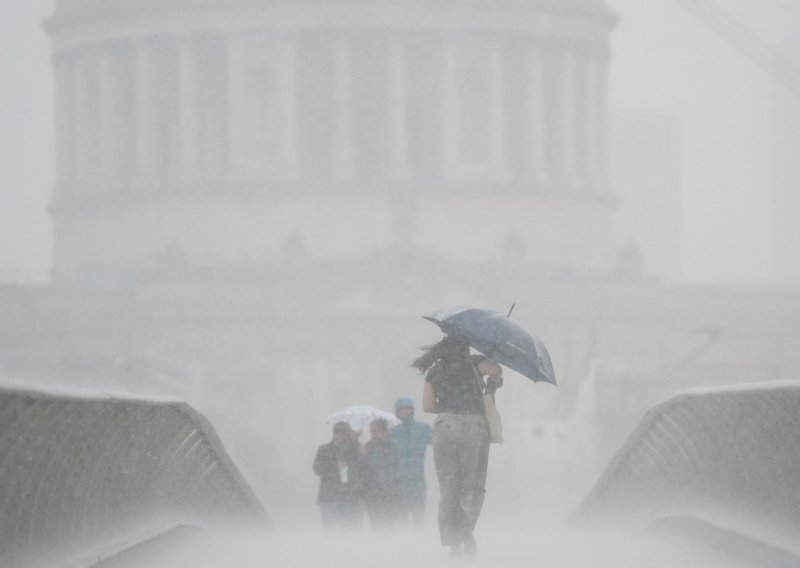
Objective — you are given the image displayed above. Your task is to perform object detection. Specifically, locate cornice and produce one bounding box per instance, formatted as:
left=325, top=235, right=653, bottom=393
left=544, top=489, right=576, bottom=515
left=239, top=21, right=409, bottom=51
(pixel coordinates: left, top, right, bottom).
left=45, top=0, right=616, bottom=49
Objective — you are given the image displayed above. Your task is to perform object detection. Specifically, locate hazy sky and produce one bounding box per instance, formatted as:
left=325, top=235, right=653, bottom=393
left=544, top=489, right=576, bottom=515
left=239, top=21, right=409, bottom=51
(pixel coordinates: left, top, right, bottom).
left=608, top=0, right=800, bottom=282
left=0, top=0, right=53, bottom=283
left=1, top=0, right=798, bottom=283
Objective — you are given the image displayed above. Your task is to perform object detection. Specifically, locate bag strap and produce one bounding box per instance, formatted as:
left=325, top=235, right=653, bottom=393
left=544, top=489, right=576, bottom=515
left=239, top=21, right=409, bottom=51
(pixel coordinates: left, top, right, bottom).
left=469, top=359, right=487, bottom=395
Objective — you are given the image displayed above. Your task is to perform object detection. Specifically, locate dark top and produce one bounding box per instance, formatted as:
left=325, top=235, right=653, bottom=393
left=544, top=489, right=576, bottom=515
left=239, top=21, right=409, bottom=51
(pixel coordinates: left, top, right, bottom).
left=425, top=353, right=485, bottom=414
left=362, top=438, right=400, bottom=504
left=312, top=441, right=364, bottom=504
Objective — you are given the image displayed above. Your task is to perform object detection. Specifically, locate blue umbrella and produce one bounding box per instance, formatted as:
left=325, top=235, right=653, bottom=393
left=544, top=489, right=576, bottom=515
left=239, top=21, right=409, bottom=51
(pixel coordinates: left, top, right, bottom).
left=423, top=305, right=556, bottom=385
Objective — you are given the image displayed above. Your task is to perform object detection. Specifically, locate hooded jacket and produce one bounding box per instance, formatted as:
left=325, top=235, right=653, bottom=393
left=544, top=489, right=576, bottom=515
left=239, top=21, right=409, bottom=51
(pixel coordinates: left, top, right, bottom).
left=390, top=399, right=433, bottom=482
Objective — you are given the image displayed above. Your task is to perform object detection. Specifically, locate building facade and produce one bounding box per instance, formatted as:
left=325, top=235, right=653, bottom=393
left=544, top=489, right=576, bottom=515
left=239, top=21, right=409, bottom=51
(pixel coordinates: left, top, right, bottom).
left=1, top=0, right=793, bottom=519
left=45, top=0, right=617, bottom=284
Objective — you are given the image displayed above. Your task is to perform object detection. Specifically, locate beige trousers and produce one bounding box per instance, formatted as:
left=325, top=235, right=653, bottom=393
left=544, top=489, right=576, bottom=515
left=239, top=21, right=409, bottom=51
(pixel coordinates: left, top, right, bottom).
left=432, top=413, right=490, bottom=546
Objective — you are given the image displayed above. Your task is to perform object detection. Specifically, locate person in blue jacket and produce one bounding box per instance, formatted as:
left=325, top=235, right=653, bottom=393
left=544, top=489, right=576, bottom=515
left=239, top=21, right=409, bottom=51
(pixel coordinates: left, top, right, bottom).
left=390, top=397, right=433, bottom=528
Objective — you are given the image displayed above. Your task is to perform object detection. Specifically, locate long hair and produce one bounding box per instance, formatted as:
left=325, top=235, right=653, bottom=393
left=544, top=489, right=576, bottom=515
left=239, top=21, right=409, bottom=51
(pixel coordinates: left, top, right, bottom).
left=411, top=334, right=470, bottom=374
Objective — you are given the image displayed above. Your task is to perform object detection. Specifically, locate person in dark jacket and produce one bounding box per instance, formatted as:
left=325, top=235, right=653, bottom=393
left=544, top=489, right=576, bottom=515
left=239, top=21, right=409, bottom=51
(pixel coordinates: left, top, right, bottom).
left=313, top=421, right=364, bottom=530
left=390, top=397, right=433, bottom=529
left=362, top=418, right=401, bottom=530
left=413, top=334, right=503, bottom=557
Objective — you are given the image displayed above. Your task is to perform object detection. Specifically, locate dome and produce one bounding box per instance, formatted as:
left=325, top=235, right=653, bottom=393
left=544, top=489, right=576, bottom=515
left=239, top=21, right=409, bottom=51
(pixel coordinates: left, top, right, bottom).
left=46, top=0, right=617, bottom=284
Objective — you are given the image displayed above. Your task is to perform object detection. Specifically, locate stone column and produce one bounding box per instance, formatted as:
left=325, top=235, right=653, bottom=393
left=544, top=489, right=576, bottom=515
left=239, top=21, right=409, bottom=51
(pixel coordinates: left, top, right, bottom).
left=489, top=44, right=508, bottom=182
left=584, top=51, right=601, bottom=193
left=442, top=38, right=457, bottom=179
left=228, top=37, right=297, bottom=180
left=99, top=49, right=116, bottom=180
left=72, top=52, right=107, bottom=185
left=204, top=35, right=230, bottom=181
left=559, top=48, right=577, bottom=189
left=388, top=40, right=410, bottom=180
left=54, top=54, right=76, bottom=187
left=279, top=42, right=299, bottom=180
left=227, top=37, right=244, bottom=181
left=178, top=38, right=198, bottom=181
left=530, top=44, right=548, bottom=188
left=135, top=40, right=157, bottom=182
left=443, top=40, right=507, bottom=182
left=333, top=39, right=355, bottom=181
left=70, top=54, right=87, bottom=183
left=595, top=51, right=610, bottom=194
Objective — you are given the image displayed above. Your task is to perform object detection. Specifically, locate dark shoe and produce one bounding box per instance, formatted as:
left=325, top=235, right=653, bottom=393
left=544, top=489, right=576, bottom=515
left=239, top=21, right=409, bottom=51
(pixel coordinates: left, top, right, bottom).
left=462, top=531, right=477, bottom=556
left=449, top=544, right=462, bottom=558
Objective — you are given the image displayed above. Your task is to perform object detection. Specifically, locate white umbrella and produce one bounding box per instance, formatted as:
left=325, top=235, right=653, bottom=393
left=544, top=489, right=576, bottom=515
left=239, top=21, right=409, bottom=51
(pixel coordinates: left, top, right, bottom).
left=326, top=405, right=400, bottom=432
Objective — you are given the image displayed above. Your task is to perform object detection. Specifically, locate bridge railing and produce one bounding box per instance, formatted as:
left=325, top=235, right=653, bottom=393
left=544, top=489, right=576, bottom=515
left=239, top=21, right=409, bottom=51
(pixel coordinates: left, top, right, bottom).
left=0, top=382, right=266, bottom=567
left=574, top=379, right=800, bottom=536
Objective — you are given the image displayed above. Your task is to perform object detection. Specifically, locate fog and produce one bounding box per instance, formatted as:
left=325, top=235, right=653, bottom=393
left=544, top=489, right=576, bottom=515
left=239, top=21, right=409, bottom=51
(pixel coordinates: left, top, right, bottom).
left=151, top=525, right=744, bottom=568
left=609, top=0, right=800, bottom=282
left=3, top=1, right=800, bottom=282
left=1, top=1, right=800, bottom=565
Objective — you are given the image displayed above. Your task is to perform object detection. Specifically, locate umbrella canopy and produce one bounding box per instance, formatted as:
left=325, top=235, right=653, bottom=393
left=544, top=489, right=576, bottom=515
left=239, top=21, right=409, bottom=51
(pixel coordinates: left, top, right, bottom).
left=423, top=306, right=556, bottom=385
left=326, top=405, right=401, bottom=432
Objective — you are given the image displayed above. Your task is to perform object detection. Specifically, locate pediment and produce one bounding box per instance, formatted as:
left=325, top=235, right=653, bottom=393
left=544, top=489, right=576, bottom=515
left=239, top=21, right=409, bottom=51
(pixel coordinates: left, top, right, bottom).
left=280, top=246, right=510, bottom=319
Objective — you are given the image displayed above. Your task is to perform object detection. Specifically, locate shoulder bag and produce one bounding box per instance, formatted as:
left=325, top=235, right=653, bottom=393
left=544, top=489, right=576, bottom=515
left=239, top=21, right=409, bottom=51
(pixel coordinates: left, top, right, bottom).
left=472, top=362, right=504, bottom=444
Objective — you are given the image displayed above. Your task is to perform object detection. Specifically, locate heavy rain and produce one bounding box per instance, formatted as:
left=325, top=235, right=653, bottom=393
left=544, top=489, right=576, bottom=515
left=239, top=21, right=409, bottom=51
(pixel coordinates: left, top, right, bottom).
left=1, top=1, right=800, bottom=566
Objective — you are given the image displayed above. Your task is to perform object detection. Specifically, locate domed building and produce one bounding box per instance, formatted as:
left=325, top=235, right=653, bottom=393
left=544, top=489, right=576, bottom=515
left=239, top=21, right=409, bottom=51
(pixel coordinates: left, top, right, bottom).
left=23, top=0, right=800, bottom=517
left=45, top=0, right=617, bottom=284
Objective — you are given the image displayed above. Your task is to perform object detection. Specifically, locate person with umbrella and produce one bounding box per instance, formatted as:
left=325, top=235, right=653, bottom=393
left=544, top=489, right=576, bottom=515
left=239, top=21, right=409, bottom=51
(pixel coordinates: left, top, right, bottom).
left=416, top=305, right=556, bottom=556
left=312, top=421, right=365, bottom=531
left=412, top=334, right=503, bottom=557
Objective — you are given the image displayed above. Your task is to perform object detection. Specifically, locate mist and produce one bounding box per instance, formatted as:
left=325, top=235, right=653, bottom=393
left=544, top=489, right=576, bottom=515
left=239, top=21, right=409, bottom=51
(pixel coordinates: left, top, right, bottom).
left=1, top=0, right=800, bottom=566
left=4, top=1, right=800, bottom=283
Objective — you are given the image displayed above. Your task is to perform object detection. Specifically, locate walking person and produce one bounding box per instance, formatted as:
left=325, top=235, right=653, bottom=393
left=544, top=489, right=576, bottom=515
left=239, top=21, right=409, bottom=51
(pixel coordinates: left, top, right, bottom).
left=313, top=421, right=365, bottom=531
left=390, top=397, right=433, bottom=529
left=362, top=418, right=401, bottom=529
left=412, top=334, right=503, bottom=557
